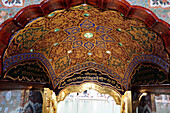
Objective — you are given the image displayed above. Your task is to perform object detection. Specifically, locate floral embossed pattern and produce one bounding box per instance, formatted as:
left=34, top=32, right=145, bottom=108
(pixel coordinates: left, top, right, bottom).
left=3, top=5, right=169, bottom=89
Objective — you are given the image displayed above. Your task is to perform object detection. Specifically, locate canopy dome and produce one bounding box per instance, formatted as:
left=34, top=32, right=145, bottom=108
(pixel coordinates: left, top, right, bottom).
left=3, top=4, right=169, bottom=91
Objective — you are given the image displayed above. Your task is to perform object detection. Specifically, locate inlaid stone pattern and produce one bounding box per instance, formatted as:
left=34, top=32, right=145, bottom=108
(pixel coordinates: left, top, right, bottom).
left=3, top=4, right=169, bottom=89
left=84, top=33, right=93, bottom=38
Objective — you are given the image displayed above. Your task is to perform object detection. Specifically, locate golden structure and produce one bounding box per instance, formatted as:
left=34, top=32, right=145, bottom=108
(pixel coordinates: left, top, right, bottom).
left=42, top=83, right=133, bottom=113
left=0, top=2, right=169, bottom=113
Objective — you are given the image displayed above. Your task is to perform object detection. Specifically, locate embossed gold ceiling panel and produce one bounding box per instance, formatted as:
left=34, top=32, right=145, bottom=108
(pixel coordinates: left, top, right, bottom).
left=3, top=5, right=169, bottom=89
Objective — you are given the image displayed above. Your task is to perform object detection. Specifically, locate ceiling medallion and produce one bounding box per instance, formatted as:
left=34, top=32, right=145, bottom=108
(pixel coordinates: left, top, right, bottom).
left=88, top=52, right=92, bottom=55
left=84, top=33, right=93, bottom=38
left=83, top=13, right=89, bottom=17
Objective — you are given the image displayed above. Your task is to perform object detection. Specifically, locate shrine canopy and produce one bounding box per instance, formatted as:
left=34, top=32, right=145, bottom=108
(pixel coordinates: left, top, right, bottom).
left=0, top=0, right=169, bottom=95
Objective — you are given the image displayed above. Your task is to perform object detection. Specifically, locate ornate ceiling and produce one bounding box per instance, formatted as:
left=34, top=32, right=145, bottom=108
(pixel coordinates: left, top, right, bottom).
left=2, top=4, right=169, bottom=91
left=0, top=0, right=169, bottom=96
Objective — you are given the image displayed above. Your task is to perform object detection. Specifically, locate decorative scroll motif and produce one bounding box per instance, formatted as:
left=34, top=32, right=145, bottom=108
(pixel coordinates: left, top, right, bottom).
left=96, top=26, right=112, bottom=33
left=72, top=40, right=83, bottom=48
left=3, top=5, right=169, bottom=90
left=130, top=63, right=169, bottom=87
left=84, top=41, right=94, bottom=50
left=126, top=26, right=156, bottom=52
left=16, top=27, right=49, bottom=51
left=80, top=19, right=95, bottom=29
left=4, top=61, right=50, bottom=83
left=149, top=0, right=170, bottom=8
left=54, top=62, right=122, bottom=87
left=64, top=27, right=80, bottom=35
left=63, top=36, right=78, bottom=42
left=96, top=40, right=106, bottom=49
left=54, top=56, right=70, bottom=73
left=108, top=56, right=125, bottom=69
left=56, top=69, right=125, bottom=95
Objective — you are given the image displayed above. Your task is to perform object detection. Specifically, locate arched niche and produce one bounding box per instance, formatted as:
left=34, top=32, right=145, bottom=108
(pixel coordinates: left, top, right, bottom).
left=2, top=59, right=51, bottom=84
left=56, top=82, right=121, bottom=105
left=129, top=62, right=169, bottom=88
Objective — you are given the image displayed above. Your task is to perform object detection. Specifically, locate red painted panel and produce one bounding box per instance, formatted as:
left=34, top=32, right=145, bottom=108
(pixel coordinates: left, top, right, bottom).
left=106, top=0, right=130, bottom=16
left=0, top=19, right=22, bottom=45
left=14, top=5, right=44, bottom=27
left=65, top=0, right=84, bottom=8
left=40, top=0, right=65, bottom=14
left=128, top=6, right=158, bottom=28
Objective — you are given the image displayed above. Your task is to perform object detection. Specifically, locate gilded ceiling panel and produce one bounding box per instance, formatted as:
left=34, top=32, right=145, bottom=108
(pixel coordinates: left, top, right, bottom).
left=3, top=5, right=169, bottom=89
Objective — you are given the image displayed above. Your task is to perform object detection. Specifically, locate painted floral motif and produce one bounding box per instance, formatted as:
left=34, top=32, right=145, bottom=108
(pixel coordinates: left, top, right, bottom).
left=4, top=4, right=169, bottom=88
